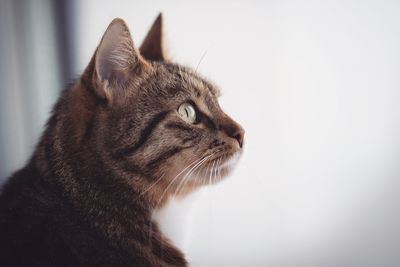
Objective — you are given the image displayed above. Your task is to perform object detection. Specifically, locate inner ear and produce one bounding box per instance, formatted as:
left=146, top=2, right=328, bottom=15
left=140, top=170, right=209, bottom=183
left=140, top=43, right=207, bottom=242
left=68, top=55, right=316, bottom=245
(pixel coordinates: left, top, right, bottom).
left=92, top=18, right=148, bottom=102
left=95, top=19, right=138, bottom=84
left=140, top=13, right=165, bottom=62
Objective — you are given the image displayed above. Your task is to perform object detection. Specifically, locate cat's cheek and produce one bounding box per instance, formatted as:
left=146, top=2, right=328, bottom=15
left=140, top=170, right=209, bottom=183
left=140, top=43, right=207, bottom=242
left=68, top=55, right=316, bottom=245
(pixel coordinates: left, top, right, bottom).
left=220, top=152, right=241, bottom=171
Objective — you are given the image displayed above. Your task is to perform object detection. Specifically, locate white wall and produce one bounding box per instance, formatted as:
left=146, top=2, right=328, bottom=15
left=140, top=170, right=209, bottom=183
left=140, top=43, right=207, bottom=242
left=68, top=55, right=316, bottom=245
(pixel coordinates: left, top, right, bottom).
left=73, top=1, right=400, bottom=266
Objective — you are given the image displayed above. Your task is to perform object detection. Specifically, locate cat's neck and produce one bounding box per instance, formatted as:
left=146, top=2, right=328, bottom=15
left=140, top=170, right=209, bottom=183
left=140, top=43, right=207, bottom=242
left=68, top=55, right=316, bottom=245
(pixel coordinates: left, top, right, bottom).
left=31, top=92, right=189, bottom=264
left=32, top=135, right=188, bottom=265
left=152, top=191, right=201, bottom=253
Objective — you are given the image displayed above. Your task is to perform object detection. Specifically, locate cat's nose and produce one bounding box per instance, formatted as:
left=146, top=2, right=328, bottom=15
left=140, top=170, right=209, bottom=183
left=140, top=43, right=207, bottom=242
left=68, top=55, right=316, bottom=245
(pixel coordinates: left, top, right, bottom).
left=221, top=118, right=245, bottom=148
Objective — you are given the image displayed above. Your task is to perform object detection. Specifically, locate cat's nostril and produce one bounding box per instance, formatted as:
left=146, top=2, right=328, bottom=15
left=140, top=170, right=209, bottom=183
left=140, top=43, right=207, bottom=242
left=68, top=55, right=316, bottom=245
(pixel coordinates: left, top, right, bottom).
left=232, top=127, right=245, bottom=148
left=224, top=123, right=245, bottom=148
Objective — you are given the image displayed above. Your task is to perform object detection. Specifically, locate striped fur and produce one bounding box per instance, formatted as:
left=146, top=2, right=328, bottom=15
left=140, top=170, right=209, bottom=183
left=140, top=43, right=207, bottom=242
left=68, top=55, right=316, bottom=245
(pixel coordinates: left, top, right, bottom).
left=0, top=14, right=244, bottom=266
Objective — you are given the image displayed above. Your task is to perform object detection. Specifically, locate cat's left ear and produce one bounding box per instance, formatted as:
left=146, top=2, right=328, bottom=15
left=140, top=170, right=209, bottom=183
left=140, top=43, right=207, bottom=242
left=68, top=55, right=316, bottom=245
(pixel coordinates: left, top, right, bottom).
left=140, top=13, right=166, bottom=62
left=93, top=18, right=149, bottom=101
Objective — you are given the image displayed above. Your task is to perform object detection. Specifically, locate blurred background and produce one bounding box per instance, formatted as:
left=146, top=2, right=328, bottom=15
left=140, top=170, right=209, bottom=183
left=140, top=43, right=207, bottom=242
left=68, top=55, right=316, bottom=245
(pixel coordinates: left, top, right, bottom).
left=1, top=0, right=400, bottom=266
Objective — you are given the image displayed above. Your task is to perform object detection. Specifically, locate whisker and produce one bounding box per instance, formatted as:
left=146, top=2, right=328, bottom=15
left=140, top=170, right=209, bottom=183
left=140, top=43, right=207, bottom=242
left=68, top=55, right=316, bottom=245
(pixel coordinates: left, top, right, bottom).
left=156, top=151, right=216, bottom=207
left=207, top=163, right=212, bottom=186
left=216, top=157, right=222, bottom=182
left=212, top=158, right=217, bottom=185
left=173, top=156, right=206, bottom=196
left=209, top=160, right=216, bottom=185
left=174, top=152, right=215, bottom=196
left=195, top=50, right=208, bottom=72
left=135, top=172, right=166, bottom=201
left=155, top=156, right=205, bottom=207
left=148, top=150, right=220, bottom=244
left=177, top=155, right=209, bottom=195
left=178, top=65, right=187, bottom=84
left=148, top=157, right=205, bottom=247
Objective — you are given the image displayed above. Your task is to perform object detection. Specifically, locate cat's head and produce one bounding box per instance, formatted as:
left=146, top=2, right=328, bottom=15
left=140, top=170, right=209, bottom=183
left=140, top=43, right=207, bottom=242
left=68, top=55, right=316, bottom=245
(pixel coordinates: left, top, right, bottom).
left=77, top=15, right=244, bottom=206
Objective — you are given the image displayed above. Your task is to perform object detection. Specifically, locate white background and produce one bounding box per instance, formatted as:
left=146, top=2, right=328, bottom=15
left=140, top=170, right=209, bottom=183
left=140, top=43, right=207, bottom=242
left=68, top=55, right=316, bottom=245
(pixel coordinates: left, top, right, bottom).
left=73, top=1, right=400, bottom=266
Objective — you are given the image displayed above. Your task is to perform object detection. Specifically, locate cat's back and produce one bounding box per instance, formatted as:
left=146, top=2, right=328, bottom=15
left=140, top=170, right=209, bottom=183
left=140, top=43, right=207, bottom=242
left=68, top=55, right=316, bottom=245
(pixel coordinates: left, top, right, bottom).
left=0, top=164, right=126, bottom=267
left=0, top=163, right=75, bottom=266
left=0, top=164, right=175, bottom=267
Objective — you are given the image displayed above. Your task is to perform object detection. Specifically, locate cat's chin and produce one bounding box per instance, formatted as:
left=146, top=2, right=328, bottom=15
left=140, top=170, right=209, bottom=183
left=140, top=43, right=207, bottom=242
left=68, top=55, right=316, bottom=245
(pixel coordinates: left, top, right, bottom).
left=171, top=151, right=242, bottom=198
left=219, top=152, right=241, bottom=171
left=197, top=151, right=242, bottom=186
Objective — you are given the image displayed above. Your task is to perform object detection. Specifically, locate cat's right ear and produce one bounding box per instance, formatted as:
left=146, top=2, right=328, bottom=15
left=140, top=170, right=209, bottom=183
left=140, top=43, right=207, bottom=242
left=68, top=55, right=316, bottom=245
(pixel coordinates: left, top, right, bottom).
left=92, top=18, right=149, bottom=102
left=140, top=13, right=166, bottom=62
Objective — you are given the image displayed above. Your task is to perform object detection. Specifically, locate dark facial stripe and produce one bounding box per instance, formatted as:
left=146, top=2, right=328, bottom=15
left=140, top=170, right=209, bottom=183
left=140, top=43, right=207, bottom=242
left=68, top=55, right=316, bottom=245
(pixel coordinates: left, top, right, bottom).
left=114, top=111, right=169, bottom=158
left=164, top=121, right=199, bottom=144
left=182, top=136, right=197, bottom=145
left=145, top=146, right=191, bottom=170
left=165, top=122, right=193, bottom=132
left=199, top=112, right=216, bottom=130
left=185, top=100, right=217, bottom=130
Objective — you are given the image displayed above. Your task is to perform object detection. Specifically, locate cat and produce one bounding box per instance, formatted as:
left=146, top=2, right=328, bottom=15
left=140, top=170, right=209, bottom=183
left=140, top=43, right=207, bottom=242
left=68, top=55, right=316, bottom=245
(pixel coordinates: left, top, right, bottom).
left=0, top=13, right=244, bottom=267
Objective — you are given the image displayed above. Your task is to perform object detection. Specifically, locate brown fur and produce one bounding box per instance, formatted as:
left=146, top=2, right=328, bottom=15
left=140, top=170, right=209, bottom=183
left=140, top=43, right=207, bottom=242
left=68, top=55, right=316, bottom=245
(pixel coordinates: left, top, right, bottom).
left=0, top=14, right=244, bottom=266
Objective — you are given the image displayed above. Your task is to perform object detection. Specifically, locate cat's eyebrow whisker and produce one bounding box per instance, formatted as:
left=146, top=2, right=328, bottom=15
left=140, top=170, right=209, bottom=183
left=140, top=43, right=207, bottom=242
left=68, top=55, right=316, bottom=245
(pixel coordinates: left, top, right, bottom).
left=195, top=50, right=208, bottom=73
left=178, top=65, right=187, bottom=85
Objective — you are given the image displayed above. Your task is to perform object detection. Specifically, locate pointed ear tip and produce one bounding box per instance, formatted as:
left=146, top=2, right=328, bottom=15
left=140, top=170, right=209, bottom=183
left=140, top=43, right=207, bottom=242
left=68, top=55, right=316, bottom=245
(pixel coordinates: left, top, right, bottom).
left=109, top=18, right=129, bottom=29
left=111, top=17, right=126, bottom=24
left=156, top=13, right=163, bottom=22
left=103, top=18, right=132, bottom=38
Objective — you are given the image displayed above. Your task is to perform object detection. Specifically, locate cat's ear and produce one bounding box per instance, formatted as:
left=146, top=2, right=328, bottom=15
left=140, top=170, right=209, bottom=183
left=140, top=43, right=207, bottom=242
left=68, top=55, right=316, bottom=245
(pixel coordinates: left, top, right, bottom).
left=140, top=13, right=166, bottom=62
left=93, top=18, right=148, bottom=100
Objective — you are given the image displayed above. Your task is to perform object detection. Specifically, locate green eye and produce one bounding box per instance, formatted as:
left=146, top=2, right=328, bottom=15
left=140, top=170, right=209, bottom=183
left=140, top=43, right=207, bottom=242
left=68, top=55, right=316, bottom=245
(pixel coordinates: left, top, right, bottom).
left=178, top=103, right=196, bottom=124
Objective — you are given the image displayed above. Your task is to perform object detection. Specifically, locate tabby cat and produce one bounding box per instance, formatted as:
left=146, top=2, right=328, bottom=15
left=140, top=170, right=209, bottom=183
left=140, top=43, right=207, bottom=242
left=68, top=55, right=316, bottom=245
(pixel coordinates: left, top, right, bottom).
left=0, top=14, right=244, bottom=267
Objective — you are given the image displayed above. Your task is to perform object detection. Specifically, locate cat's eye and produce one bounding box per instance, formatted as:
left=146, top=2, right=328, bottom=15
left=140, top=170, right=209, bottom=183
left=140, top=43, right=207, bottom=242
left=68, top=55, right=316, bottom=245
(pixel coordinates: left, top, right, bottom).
left=178, top=103, right=196, bottom=124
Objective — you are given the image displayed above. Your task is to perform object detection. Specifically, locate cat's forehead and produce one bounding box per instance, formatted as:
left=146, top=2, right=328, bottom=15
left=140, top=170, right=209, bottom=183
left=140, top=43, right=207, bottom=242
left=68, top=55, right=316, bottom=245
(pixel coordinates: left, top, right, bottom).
left=159, top=63, right=220, bottom=98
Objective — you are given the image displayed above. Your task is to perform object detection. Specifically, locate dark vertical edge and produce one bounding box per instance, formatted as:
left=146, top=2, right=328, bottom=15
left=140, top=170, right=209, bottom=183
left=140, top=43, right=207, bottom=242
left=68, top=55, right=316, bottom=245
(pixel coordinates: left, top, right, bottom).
left=51, top=0, right=76, bottom=87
